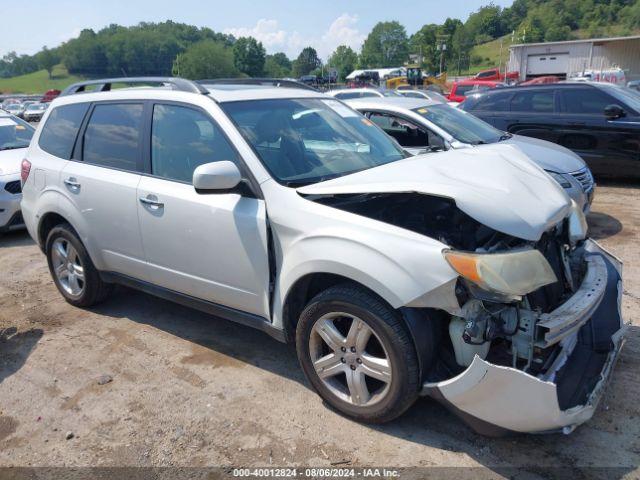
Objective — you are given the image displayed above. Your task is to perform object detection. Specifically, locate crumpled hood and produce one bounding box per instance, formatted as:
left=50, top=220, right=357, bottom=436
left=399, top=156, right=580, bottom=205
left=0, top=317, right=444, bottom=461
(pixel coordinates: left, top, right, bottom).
left=0, top=147, right=27, bottom=176
left=501, top=135, right=586, bottom=173
left=298, top=144, right=571, bottom=242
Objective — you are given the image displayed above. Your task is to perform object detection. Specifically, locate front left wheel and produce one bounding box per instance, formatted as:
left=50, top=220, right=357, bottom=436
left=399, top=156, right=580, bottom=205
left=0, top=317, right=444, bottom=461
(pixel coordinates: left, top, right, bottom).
left=296, top=284, right=421, bottom=423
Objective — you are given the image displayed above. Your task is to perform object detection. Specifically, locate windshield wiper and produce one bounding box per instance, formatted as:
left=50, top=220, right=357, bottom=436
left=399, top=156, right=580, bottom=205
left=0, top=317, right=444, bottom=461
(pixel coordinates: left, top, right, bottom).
left=498, top=133, right=512, bottom=141
left=0, top=145, right=28, bottom=151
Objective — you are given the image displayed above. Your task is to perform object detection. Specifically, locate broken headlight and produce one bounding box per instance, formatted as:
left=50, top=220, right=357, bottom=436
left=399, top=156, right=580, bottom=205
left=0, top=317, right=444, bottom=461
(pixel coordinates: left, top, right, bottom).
left=443, top=248, right=558, bottom=296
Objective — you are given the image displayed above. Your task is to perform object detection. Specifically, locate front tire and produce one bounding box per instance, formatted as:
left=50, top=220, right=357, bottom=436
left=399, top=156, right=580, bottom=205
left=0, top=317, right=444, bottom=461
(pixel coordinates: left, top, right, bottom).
left=45, top=223, right=112, bottom=307
left=296, top=284, right=420, bottom=423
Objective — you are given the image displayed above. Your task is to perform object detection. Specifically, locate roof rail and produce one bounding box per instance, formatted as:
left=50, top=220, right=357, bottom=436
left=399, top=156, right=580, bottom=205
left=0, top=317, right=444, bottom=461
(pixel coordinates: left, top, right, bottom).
left=60, top=77, right=209, bottom=97
left=198, top=78, right=318, bottom=91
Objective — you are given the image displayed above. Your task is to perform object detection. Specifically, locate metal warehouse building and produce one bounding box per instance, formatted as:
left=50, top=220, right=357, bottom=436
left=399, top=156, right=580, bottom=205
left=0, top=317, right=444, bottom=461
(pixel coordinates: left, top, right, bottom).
left=508, top=35, right=640, bottom=81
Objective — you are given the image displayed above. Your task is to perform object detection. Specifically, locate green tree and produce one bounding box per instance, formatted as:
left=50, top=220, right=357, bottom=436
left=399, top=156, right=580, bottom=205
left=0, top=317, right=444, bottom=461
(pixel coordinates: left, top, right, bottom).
left=233, top=37, right=266, bottom=77
left=359, top=21, right=409, bottom=68
left=292, top=47, right=321, bottom=77
left=173, top=40, right=239, bottom=79
left=264, top=52, right=291, bottom=77
left=327, top=45, right=358, bottom=81
left=36, top=46, right=59, bottom=79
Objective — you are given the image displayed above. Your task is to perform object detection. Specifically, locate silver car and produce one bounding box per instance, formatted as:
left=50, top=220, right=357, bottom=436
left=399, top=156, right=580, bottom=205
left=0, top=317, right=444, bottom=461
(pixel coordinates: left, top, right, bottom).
left=346, top=97, right=595, bottom=212
left=20, top=77, right=624, bottom=435
left=0, top=113, right=34, bottom=232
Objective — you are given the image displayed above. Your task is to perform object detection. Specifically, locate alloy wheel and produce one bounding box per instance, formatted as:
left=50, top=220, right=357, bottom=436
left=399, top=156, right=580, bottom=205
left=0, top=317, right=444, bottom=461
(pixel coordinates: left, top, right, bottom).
left=51, top=238, right=85, bottom=297
left=309, top=312, right=392, bottom=407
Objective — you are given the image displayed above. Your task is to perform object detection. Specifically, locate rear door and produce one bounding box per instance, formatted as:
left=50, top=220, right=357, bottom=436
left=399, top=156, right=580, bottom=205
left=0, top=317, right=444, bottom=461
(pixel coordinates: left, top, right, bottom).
left=505, top=88, right=560, bottom=143
left=61, top=101, right=149, bottom=280
left=136, top=102, right=271, bottom=318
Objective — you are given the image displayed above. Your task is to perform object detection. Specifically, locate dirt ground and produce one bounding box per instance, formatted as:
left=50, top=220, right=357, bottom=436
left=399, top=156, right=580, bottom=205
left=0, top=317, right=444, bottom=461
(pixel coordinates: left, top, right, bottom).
left=0, top=184, right=638, bottom=478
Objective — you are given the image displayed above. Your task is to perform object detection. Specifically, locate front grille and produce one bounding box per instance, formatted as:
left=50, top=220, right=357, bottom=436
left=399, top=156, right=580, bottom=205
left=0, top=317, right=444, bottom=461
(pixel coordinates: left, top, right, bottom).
left=4, top=180, right=21, bottom=195
left=7, top=211, right=23, bottom=227
left=570, top=167, right=594, bottom=193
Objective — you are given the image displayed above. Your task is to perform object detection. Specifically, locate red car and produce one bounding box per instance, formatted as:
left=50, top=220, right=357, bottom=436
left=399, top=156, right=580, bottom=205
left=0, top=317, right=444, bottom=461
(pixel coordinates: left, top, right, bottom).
left=41, top=89, right=61, bottom=103
left=447, top=80, right=503, bottom=103
left=474, top=68, right=520, bottom=82
left=519, top=76, right=560, bottom=85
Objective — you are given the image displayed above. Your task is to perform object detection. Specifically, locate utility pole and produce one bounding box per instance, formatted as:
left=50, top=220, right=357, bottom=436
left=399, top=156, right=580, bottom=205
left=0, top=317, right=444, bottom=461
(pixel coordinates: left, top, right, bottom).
left=436, top=34, right=449, bottom=76
left=498, top=37, right=503, bottom=72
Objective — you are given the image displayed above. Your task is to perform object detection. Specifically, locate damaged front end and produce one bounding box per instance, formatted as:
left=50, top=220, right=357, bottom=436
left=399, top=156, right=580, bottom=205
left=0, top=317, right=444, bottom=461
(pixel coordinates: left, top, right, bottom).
left=423, top=238, right=625, bottom=435
left=301, top=183, right=624, bottom=435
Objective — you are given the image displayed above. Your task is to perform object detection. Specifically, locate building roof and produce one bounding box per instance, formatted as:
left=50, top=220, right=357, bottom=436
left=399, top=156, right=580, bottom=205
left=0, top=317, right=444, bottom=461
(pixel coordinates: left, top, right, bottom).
left=510, top=34, right=640, bottom=49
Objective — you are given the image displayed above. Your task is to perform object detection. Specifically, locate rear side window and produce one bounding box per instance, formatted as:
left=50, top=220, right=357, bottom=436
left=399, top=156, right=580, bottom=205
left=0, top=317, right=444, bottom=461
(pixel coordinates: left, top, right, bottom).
left=510, top=90, right=555, bottom=113
left=151, top=104, right=239, bottom=183
left=39, top=103, right=89, bottom=159
left=334, top=92, right=361, bottom=100
left=82, top=103, right=143, bottom=171
left=561, top=88, right=612, bottom=114
left=471, top=92, right=511, bottom=111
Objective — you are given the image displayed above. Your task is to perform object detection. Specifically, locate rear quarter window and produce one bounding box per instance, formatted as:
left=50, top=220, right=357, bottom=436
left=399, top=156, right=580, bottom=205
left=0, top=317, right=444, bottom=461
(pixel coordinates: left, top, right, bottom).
left=38, top=103, right=90, bottom=159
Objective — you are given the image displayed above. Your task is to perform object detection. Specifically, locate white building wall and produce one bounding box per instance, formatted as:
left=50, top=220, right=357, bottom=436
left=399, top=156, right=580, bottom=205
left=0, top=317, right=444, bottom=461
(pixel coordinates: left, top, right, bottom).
left=508, top=37, right=640, bottom=81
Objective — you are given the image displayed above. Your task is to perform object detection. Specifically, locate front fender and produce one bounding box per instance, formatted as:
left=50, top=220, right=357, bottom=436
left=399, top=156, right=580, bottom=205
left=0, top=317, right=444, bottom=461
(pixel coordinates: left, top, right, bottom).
left=271, top=230, right=458, bottom=329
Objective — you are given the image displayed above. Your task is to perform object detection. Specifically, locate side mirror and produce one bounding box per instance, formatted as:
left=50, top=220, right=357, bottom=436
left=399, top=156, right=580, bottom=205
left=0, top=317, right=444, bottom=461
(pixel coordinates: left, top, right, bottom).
left=193, top=161, right=242, bottom=192
left=604, top=104, right=625, bottom=120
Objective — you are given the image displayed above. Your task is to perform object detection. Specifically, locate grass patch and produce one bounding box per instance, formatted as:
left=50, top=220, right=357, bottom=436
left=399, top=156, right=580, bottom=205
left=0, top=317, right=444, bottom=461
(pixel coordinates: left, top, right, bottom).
left=0, top=65, right=85, bottom=94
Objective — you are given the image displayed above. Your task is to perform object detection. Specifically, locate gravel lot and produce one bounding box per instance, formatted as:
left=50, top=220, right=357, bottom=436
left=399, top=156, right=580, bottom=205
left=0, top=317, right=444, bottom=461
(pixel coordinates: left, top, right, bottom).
left=0, top=184, right=638, bottom=478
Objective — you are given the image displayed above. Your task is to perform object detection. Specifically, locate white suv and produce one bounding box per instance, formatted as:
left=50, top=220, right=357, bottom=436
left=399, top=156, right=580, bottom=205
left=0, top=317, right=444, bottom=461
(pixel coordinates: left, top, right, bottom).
left=21, top=78, right=625, bottom=435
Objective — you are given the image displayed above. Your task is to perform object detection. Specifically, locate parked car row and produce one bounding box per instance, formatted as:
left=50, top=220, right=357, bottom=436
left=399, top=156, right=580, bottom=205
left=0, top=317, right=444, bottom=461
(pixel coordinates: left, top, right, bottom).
left=13, top=77, right=624, bottom=437
left=1, top=99, right=50, bottom=122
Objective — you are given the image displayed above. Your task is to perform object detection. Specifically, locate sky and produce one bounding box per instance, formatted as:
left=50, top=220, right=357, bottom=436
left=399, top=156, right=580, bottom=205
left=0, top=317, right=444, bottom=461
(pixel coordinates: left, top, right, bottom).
left=1, top=0, right=514, bottom=61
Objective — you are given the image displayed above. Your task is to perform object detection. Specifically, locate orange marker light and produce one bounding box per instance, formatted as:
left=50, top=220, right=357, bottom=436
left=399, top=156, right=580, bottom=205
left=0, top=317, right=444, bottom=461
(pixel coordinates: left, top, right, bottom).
left=444, top=252, right=481, bottom=283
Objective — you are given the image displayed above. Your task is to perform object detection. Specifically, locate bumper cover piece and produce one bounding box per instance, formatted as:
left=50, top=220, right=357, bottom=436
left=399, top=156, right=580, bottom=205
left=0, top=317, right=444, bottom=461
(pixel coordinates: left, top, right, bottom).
left=422, top=240, right=625, bottom=435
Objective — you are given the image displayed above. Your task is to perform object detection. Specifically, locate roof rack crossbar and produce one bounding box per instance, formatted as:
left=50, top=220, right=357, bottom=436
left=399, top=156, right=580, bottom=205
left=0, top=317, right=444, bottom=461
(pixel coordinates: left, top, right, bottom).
left=60, top=77, right=209, bottom=97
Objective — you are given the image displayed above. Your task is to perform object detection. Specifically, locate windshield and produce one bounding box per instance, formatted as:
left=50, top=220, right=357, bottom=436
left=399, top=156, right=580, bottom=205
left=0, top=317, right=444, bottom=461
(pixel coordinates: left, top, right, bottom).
left=0, top=116, right=34, bottom=150
left=381, top=90, right=403, bottom=97
left=27, top=104, right=43, bottom=111
left=604, top=84, right=640, bottom=113
left=223, top=98, right=407, bottom=186
left=412, top=104, right=505, bottom=145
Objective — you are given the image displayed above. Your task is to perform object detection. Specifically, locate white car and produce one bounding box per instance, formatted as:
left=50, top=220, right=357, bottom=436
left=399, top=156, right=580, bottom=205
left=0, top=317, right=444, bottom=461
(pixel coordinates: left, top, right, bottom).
left=395, top=88, right=449, bottom=104
left=326, top=88, right=402, bottom=100
left=21, top=77, right=624, bottom=435
left=23, top=102, right=49, bottom=122
left=0, top=113, right=34, bottom=233
left=345, top=96, right=595, bottom=212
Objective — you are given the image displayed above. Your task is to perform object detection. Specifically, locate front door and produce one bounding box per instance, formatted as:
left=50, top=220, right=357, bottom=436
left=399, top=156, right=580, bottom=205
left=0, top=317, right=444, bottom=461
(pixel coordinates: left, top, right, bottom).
left=137, top=103, right=271, bottom=318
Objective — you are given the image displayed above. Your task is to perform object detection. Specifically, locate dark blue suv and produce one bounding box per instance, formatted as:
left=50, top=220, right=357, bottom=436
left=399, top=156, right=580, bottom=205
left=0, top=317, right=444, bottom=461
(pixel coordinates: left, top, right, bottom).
left=461, top=82, right=640, bottom=180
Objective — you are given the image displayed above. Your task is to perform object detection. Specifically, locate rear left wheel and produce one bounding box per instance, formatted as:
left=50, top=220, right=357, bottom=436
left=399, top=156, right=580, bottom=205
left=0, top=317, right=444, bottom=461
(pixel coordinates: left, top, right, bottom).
left=46, top=223, right=112, bottom=307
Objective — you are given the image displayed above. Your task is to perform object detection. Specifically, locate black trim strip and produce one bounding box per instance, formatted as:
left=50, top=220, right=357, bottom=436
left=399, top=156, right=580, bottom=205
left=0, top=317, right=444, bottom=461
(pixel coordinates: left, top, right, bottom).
left=99, top=271, right=286, bottom=343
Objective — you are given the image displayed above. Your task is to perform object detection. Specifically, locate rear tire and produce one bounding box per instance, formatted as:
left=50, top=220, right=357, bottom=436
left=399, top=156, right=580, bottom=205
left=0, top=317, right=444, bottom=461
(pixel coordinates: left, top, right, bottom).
left=45, top=223, right=112, bottom=307
left=296, top=284, right=420, bottom=423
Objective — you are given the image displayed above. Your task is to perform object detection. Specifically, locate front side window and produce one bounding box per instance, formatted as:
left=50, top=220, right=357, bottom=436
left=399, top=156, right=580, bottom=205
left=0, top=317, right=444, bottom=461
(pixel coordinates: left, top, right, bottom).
left=83, top=103, right=143, bottom=170
left=334, top=91, right=361, bottom=100
left=151, top=104, right=239, bottom=183
left=39, top=103, right=89, bottom=159
left=510, top=90, right=555, bottom=113
left=368, top=112, right=431, bottom=148
left=472, top=92, right=511, bottom=111
left=412, top=104, right=504, bottom=145
left=223, top=98, right=406, bottom=186
left=0, top=116, right=34, bottom=151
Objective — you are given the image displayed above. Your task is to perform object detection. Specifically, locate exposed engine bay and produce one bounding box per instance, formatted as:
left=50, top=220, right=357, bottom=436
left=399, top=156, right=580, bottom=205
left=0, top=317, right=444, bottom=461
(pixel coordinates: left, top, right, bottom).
left=306, top=191, right=624, bottom=433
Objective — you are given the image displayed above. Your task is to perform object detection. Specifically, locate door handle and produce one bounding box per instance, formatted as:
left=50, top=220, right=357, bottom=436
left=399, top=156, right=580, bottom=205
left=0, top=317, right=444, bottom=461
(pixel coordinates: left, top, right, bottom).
left=64, top=177, right=81, bottom=189
left=139, top=195, right=164, bottom=209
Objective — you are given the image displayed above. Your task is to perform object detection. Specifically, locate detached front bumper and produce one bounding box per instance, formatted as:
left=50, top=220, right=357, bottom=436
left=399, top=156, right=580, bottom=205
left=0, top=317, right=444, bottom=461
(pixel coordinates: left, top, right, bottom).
left=422, top=240, right=625, bottom=435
